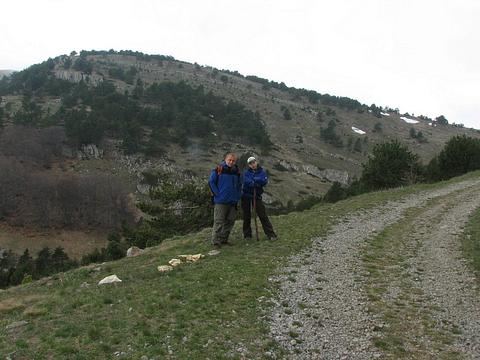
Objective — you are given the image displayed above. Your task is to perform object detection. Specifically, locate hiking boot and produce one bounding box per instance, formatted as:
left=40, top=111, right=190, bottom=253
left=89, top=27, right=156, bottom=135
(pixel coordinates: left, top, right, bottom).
left=268, top=235, right=278, bottom=241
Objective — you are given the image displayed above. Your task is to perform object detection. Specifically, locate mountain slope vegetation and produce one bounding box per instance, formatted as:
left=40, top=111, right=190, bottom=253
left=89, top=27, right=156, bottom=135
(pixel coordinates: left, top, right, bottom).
left=0, top=49, right=480, bottom=258
left=1, top=50, right=479, bottom=206
left=0, top=171, right=479, bottom=359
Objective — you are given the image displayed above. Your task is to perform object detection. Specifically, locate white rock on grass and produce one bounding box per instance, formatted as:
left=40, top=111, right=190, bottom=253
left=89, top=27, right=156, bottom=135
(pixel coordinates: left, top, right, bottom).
left=178, top=254, right=204, bottom=262
left=126, top=246, right=144, bottom=257
left=157, top=265, right=174, bottom=272
left=168, top=259, right=182, bottom=267
left=5, top=320, right=28, bottom=331
left=208, top=249, right=221, bottom=256
left=98, top=275, right=122, bottom=285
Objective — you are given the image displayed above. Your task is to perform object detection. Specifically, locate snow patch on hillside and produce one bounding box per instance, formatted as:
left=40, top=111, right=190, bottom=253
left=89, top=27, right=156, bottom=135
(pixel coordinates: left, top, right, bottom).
left=352, top=126, right=366, bottom=135
left=401, top=116, right=419, bottom=124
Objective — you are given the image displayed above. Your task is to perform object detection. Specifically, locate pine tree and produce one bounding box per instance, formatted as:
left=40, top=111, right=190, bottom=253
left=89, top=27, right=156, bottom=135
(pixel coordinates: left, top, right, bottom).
left=35, top=247, right=51, bottom=277
left=11, top=249, right=34, bottom=285
left=361, top=140, right=422, bottom=190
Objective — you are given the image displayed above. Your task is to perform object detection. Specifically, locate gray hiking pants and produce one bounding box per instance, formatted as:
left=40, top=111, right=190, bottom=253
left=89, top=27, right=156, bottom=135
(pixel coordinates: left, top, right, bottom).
left=212, top=203, right=237, bottom=245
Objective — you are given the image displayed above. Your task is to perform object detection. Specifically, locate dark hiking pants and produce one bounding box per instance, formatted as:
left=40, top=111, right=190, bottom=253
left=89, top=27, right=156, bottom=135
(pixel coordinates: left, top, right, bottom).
left=212, top=204, right=237, bottom=245
left=241, top=196, right=276, bottom=239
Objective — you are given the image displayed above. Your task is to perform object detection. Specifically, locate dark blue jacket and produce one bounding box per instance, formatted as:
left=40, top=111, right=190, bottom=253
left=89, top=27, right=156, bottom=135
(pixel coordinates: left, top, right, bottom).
left=242, top=166, right=268, bottom=199
left=209, top=162, right=242, bottom=205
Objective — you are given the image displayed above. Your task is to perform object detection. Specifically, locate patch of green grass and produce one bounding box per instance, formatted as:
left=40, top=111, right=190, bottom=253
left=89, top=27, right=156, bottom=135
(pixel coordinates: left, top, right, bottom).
left=15, top=339, right=29, bottom=349
left=0, top=171, right=478, bottom=358
left=461, top=207, right=480, bottom=281
left=288, top=330, right=300, bottom=338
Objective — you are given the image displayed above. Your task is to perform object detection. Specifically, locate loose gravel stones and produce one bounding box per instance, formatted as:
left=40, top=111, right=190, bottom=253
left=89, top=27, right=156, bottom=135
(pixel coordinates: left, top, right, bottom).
left=269, top=179, right=480, bottom=359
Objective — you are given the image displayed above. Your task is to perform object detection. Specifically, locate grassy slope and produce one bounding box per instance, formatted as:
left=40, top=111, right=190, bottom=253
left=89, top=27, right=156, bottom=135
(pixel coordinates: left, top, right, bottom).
left=461, top=205, right=480, bottom=281
left=6, top=55, right=480, bottom=200
left=1, top=172, right=480, bottom=359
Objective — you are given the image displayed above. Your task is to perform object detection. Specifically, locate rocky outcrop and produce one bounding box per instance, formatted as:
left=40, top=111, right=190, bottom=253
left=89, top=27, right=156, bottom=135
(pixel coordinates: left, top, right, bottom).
left=77, top=144, right=103, bottom=159
left=136, top=183, right=151, bottom=195
left=126, top=246, right=144, bottom=257
left=276, top=160, right=350, bottom=185
left=279, top=160, right=300, bottom=172
left=54, top=70, right=103, bottom=85
left=302, top=165, right=349, bottom=185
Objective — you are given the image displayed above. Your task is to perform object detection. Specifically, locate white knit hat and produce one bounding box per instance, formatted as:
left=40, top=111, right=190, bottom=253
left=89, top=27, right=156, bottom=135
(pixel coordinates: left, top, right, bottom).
left=247, top=156, right=256, bottom=164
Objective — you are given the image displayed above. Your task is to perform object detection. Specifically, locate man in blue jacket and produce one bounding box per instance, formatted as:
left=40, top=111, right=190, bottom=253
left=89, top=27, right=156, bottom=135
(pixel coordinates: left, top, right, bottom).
left=209, top=153, right=242, bottom=246
left=241, top=156, right=277, bottom=240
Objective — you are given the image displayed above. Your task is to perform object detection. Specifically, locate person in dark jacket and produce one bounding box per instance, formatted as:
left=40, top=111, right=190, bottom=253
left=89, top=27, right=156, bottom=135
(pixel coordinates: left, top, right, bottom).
left=241, top=156, right=277, bottom=240
left=209, top=153, right=242, bottom=246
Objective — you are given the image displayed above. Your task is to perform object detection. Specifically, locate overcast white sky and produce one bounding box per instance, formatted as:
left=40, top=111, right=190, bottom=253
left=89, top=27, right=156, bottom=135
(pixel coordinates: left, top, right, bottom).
left=1, top=0, right=479, bottom=128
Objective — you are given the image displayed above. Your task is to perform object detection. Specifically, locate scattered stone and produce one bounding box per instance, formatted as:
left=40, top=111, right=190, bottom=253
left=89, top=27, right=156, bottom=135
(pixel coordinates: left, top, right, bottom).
left=98, top=275, right=122, bottom=285
left=178, top=254, right=204, bottom=262
left=78, top=143, right=103, bottom=159
left=203, top=339, right=213, bottom=348
left=6, top=321, right=28, bottom=331
left=126, top=246, right=144, bottom=257
left=168, top=259, right=182, bottom=267
left=208, top=249, right=221, bottom=256
left=157, top=265, right=173, bottom=273
left=269, top=178, right=480, bottom=359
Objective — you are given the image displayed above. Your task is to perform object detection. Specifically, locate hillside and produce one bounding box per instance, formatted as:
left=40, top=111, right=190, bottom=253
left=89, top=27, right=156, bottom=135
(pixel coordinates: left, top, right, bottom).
left=1, top=50, right=480, bottom=258
left=1, top=171, right=479, bottom=359
left=1, top=50, right=479, bottom=207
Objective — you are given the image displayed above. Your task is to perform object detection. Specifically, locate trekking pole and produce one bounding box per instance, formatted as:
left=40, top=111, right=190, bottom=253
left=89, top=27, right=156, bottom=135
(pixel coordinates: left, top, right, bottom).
left=253, top=187, right=259, bottom=241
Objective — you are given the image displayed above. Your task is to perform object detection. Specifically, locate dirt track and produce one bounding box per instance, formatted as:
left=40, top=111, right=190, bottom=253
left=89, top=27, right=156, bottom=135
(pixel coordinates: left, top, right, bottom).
left=269, top=178, right=480, bottom=359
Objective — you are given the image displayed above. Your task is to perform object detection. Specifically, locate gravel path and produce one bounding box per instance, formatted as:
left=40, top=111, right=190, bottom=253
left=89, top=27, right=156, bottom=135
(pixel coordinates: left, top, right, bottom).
left=414, top=186, right=480, bottom=357
left=269, top=178, right=480, bottom=359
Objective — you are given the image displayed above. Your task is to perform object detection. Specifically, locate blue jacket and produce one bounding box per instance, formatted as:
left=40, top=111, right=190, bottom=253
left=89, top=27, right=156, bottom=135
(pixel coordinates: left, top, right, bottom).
left=209, top=162, right=242, bottom=205
left=242, top=166, right=268, bottom=199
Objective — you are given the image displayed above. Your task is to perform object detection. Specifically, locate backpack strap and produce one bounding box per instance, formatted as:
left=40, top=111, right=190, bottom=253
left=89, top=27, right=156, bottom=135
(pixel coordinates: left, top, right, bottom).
left=209, top=164, right=223, bottom=198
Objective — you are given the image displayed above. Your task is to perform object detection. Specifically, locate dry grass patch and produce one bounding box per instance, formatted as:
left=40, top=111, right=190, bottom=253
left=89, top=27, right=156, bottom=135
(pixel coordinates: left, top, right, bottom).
left=0, top=223, right=107, bottom=259
left=23, top=306, right=48, bottom=317
left=0, top=298, right=25, bottom=313
left=0, top=294, right=46, bottom=314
